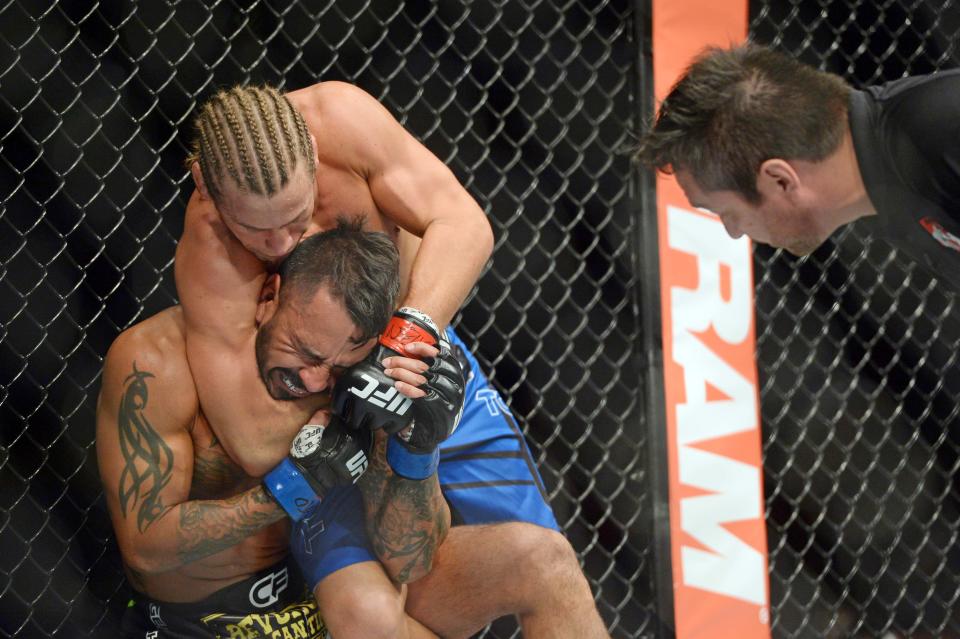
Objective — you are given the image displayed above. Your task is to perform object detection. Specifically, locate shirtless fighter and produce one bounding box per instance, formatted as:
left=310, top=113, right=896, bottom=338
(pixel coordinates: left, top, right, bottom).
left=103, top=223, right=608, bottom=638
left=99, top=225, right=454, bottom=638
left=174, top=83, right=608, bottom=636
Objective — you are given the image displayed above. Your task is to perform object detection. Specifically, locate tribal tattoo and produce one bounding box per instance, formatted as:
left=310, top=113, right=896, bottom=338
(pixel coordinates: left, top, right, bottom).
left=360, top=435, right=449, bottom=583
left=117, top=362, right=174, bottom=533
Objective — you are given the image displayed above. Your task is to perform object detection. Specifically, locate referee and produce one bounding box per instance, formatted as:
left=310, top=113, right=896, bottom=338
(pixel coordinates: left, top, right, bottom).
left=637, top=43, right=960, bottom=291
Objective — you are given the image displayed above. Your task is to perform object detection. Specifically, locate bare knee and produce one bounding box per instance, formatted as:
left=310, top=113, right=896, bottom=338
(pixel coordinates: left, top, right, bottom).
left=515, top=525, right=580, bottom=576
left=476, top=522, right=588, bottom=614
left=315, top=579, right=406, bottom=638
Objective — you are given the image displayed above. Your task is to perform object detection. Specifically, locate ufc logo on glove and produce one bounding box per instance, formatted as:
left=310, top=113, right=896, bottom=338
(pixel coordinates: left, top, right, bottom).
left=346, top=450, right=368, bottom=481
left=347, top=373, right=412, bottom=415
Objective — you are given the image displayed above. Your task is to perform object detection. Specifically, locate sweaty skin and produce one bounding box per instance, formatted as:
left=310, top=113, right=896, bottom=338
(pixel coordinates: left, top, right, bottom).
left=176, top=82, right=493, bottom=477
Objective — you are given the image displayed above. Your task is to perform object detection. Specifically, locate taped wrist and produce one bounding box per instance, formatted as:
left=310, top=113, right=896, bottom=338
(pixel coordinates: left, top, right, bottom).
left=386, top=436, right=440, bottom=480
left=379, top=307, right=440, bottom=354
left=263, top=458, right=319, bottom=521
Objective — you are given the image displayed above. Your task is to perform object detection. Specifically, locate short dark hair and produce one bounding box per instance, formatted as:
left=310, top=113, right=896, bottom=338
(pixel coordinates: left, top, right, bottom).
left=279, top=217, right=400, bottom=341
left=635, top=43, right=851, bottom=202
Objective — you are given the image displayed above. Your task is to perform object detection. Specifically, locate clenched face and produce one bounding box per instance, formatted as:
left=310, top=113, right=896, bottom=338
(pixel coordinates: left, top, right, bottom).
left=255, top=285, right=375, bottom=400
left=675, top=169, right=828, bottom=256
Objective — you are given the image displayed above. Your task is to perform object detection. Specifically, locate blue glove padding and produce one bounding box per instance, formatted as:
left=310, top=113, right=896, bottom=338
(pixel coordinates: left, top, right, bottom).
left=263, top=420, right=370, bottom=521
left=263, top=457, right=318, bottom=522
left=386, top=436, right=441, bottom=480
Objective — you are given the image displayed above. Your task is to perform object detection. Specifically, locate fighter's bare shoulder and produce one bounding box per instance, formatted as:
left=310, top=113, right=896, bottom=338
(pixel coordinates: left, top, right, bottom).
left=181, top=190, right=242, bottom=261
left=101, top=307, right=199, bottom=430
left=287, top=81, right=400, bottom=169
left=286, top=80, right=383, bottom=120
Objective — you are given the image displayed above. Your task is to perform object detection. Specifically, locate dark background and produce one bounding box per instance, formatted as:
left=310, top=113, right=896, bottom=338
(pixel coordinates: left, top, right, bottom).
left=750, top=1, right=960, bottom=636
left=0, top=1, right=651, bottom=637
left=0, top=0, right=958, bottom=637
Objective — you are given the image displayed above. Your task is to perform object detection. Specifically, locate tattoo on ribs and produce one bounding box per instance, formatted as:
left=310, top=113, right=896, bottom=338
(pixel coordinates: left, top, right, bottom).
left=190, top=443, right=247, bottom=499
left=117, top=362, right=174, bottom=533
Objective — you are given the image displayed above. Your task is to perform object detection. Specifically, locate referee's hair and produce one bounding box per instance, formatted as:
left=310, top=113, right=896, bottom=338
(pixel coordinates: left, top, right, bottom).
left=635, top=43, right=850, bottom=203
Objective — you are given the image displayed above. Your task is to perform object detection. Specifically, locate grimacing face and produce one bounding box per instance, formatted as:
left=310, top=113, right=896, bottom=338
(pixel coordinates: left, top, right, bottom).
left=217, top=165, right=317, bottom=262
left=255, top=286, right=375, bottom=400
left=675, top=169, right=828, bottom=256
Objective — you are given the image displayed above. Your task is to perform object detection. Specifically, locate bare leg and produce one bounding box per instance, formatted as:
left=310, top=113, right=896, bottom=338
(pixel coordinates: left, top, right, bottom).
left=405, top=522, right=609, bottom=639
left=313, top=561, right=438, bottom=639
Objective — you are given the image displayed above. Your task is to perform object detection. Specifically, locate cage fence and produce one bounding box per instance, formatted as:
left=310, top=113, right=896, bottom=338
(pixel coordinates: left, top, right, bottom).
left=750, top=0, right=960, bottom=635
left=0, top=1, right=653, bottom=637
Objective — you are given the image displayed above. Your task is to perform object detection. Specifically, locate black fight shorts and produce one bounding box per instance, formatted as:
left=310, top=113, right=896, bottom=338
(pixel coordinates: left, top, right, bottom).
left=121, top=557, right=328, bottom=638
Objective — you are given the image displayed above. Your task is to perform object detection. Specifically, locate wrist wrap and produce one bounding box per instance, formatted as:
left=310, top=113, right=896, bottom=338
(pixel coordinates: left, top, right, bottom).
left=379, top=307, right=439, bottom=354
left=386, top=436, right=440, bottom=480
left=263, top=458, right=319, bottom=521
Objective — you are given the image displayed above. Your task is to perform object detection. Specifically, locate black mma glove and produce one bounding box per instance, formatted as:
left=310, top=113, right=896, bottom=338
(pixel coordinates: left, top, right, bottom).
left=331, top=345, right=412, bottom=436
left=333, top=307, right=466, bottom=479
left=263, top=417, right=371, bottom=521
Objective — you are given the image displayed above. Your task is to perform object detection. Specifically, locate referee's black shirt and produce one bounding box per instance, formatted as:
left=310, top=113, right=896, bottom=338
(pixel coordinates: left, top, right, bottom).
left=848, top=69, right=960, bottom=291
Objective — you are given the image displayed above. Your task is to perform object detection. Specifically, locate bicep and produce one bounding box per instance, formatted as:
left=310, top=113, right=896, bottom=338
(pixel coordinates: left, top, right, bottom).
left=96, top=351, right=194, bottom=550
left=334, top=88, right=485, bottom=235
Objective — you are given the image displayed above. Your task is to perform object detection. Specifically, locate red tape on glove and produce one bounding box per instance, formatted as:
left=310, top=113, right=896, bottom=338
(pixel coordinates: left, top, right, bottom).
left=379, top=315, right=438, bottom=354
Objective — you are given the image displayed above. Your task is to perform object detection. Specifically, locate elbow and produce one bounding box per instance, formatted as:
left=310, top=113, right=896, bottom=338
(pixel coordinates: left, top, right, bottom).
left=372, top=542, right=435, bottom=584
left=241, top=456, right=279, bottom=480
left=476, top=215, right=494, bottom=262
left=220, top=442, right=288, bottom=479
left=397, top=568, right=428, bottom=585
left=385, top=515, right=450, bottom=585
left=123, top=547, right=170, bottom=577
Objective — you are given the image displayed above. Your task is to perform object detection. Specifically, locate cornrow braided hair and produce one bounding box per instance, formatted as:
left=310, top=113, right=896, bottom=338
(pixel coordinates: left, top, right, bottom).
left=187, top=85, right=316, bottom=203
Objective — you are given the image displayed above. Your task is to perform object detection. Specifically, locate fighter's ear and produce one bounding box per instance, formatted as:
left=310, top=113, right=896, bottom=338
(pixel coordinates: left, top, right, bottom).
left=191, top=161, right=211, bottom=200
left=256, top=273, right=282, bottom=325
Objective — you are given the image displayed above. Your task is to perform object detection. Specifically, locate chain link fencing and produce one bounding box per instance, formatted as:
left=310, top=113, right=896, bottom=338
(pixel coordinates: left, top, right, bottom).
left=0, top=1, right=655, bottom=636
left=750, top=1, right=960, bottom=636
left=7, top=1, right=955, bottom=638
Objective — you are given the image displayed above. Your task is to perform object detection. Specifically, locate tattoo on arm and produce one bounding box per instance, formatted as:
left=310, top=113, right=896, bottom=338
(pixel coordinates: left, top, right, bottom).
left=113, top=364, right=285, bottom=566
left=360, top=436, right=449, bottom=582
left=176, top=487, right=284, bottom=565
left=117, top=362, right=174, bottom=533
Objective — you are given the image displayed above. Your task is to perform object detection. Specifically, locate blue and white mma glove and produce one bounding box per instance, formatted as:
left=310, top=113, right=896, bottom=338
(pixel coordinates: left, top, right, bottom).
left=263, top=417, right=371, bottom=521
left=333, top=308, right=466, bottom=480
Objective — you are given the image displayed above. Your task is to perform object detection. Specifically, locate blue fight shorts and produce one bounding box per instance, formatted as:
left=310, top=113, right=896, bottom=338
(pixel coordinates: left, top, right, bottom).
left=291, top=328, right=558, bottom=588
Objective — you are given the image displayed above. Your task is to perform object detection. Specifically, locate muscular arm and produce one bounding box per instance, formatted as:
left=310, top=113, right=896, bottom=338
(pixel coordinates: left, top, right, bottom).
left=175, top=194, right=321, bottom=476
left=291, top=83, right=494, bottom=328
left=95, top=328, right=286, bottom=576
left=358, top=430, right=451, bottom=584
